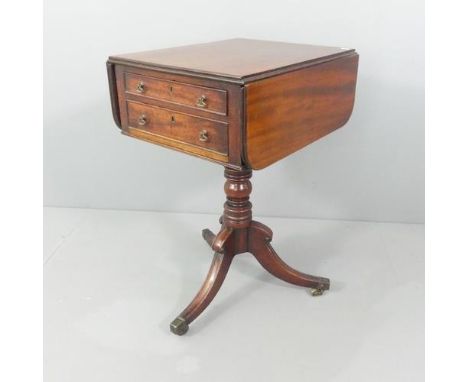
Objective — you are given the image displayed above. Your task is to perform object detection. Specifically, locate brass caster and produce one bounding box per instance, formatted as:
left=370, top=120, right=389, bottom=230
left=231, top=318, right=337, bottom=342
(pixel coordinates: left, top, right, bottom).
left=310, top=288, right=324, bottom=297
left=170, top=316, right=189, bottom=335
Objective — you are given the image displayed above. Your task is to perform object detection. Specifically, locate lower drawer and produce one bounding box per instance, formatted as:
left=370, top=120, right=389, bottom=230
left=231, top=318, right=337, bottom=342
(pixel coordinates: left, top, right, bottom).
left=126, top=101, right=228, bottom=155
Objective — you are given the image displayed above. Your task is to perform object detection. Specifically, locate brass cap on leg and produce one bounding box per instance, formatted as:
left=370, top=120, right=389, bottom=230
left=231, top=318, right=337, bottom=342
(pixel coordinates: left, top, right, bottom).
left=310, top=288, right=324, bottom=296
left=170, top=316, right=189, bottom=335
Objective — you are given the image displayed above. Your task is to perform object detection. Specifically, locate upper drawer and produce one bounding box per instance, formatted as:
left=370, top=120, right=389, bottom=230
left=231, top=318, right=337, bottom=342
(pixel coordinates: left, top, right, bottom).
left=124, top=72, right=227, bottom=116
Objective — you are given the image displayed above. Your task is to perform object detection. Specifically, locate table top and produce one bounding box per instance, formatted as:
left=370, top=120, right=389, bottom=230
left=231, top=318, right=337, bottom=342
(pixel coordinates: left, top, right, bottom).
left=109, top=38, right=354, bottom=81
left=107, top=39, right=358, bottom=170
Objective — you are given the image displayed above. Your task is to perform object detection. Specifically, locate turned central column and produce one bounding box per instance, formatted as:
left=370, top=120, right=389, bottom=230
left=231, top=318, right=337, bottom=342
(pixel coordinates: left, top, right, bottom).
left=222, top=168, right=253, bottom=229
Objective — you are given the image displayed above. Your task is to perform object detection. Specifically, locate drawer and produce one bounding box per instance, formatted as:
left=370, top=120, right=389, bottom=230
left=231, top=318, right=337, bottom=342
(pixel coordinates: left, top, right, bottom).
left=125, top=72, right=227, bottom=115
left=127, top=101, right=228, bottom=155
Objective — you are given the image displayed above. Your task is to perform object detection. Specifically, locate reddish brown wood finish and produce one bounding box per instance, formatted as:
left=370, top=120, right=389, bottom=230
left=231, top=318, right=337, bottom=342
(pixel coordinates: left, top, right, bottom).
left=110, top=64, right=243, bottom=168
left=127, top=101, right=228, bottom=155
left=107, top=39, right=358, bottom=169
left=106, top=39, right=358, bottom=335
left=125, top=72, right=227, bottom=115
left=170, top=168, right=330, bottom=335
left=106, top=61, right=121, bottom=128
left=249, top=221, right=330, bottom=288
left=173, top=251, right=233, bottom=332
left=110, top=38, right=354, bottom=82
left=244, top=53, right=359, bottom=169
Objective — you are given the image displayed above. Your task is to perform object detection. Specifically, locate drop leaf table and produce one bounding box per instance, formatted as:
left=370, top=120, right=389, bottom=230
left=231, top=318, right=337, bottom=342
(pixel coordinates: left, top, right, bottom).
left=107, top=39, right=359, bottom=335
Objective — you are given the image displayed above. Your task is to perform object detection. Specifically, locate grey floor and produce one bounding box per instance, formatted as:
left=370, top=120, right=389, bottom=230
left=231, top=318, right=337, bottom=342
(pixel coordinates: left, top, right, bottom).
left=44, top=207, right=424, bottom=382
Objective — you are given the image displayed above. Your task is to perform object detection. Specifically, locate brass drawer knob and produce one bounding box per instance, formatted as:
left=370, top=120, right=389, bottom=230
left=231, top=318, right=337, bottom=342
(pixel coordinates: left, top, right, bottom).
left=137, top=114, right=147, bottom=126
left=196, top=95, right=207, bottom=108
left=199, top=130, right=209, bottom=142
left=136, top=81, right=145, bottom=93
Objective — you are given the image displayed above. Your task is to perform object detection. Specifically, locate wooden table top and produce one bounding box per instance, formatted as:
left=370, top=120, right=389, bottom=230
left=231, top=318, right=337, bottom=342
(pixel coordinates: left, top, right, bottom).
left=109, top=38, right=354, bottom=82
left=108, top=39, right=358, bottom=169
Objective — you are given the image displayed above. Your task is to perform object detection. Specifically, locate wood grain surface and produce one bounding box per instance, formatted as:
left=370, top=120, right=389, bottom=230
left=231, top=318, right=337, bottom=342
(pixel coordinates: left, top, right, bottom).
left=109, top=38, right=354, bottom=82
left=244, top=53, right=359, bottom=169
left=107, top=40, right=358, bottom=170
left=111, top=64, right=244, bottom=168
left=107, top=40, right=358, bottom=335
left=127, top=100, right=228, bottom=155
left=125, top=72, right=227, bottom=115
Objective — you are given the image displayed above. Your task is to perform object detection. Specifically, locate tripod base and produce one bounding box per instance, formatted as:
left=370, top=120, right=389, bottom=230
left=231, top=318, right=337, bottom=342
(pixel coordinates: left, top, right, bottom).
left=169, top=168, right=330, bottom=335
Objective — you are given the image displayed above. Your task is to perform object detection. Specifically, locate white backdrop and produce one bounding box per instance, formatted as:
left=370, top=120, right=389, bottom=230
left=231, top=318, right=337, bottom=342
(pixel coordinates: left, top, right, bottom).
left=44, top=0, right=424, bottom=223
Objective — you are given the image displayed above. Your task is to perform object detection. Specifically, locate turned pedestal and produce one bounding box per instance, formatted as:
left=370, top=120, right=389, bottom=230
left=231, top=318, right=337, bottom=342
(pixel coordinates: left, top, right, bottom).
left=169, top=168, right=330, bottom=335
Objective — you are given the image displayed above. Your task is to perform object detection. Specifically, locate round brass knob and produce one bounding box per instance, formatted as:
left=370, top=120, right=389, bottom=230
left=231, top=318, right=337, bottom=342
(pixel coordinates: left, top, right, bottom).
left=137, top=114, right=147, bottom=126
left=199, top=130, right=209, bottom=142
left=136, top=81, right=145, bottom=93
left=196, top=95, right=207, bottom=108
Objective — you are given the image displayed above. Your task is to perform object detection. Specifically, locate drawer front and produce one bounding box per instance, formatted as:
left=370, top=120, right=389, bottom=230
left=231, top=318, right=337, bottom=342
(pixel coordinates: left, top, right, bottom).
left=127, top=101, right=228, bottom=155
left=125, top=73, right=227, bottom=115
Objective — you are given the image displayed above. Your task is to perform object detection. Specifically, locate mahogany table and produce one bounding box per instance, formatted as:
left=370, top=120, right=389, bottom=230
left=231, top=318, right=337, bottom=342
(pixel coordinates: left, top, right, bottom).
left=107, top=39, right=359, bottom=335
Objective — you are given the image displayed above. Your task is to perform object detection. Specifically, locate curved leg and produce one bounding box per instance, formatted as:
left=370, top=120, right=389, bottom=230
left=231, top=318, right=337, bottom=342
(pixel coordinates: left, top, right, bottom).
left=211, top=226, right=233, bottom=253
left=201, top=229, right=216, bottom=248
left=201, top=226, right=233, bottom=253
left=170, top=251, right=233, bottom=335
left=248, top=221, right=330, bottom=292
